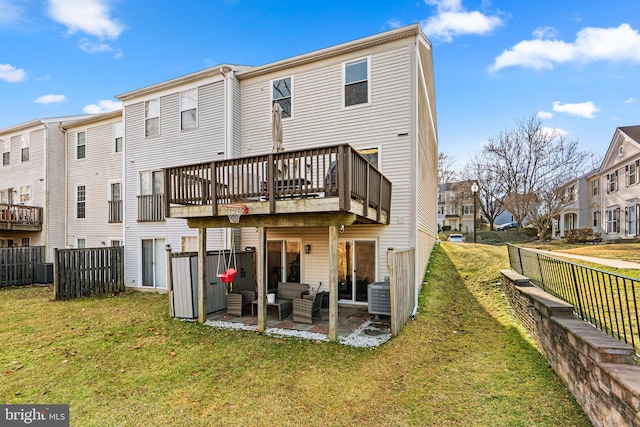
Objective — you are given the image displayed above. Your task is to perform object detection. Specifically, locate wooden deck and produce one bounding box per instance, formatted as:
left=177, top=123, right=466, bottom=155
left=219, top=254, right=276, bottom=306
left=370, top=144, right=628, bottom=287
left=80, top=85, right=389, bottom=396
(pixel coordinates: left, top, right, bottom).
left=0, top=204, right=43, bottom=232
left=164, top=144, right=391, bottom=227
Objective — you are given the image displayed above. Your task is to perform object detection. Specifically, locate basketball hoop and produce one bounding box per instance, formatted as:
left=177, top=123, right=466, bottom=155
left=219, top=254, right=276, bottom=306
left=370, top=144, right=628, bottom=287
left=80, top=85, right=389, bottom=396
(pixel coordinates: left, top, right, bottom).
left=221, top=204, right=248, bottom=224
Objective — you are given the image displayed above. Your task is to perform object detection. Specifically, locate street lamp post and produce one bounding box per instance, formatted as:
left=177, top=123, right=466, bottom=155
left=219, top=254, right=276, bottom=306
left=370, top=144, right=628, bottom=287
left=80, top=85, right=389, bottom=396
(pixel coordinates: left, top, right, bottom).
left=471, top=182, right=479, bottom=243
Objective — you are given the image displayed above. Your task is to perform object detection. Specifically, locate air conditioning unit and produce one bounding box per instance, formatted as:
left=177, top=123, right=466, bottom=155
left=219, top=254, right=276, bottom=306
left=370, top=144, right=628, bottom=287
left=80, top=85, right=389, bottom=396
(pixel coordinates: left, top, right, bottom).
left=368, top=282, right=391, bottom=316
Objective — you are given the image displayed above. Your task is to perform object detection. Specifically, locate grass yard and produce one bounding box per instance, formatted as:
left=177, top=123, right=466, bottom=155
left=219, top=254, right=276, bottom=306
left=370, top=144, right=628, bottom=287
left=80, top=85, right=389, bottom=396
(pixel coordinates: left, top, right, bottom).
left=0, top=243, right=590, bottom=426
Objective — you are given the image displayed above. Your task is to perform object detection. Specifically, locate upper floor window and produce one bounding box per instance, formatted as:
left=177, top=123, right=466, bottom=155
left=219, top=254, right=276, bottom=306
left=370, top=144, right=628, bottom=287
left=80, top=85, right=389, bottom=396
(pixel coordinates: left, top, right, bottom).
left=358, top=147, right=379, bottom=169
left=627, top=160, right=639, bottom=186
left=568, top=185, right=575, bottom=201
left=145, top=98, right=160, bottom=137
left=449, top=205, right=456, bottom=215
left=181, top=89, right=197, bottom=130
left=272, top=77, right=292, bottom=118
left=592, top=179, right=599, bottom=196
left=462, top=205, right=473, bottom=215
left=0, top=190, right=7, bottom=204
left=76, top=131, right=86, bottom=159
left=114, top=121, right=123, bottom=153
left=449, top=192, right=455, bottom=200
left=2, top=140, right=9, bottom=166
left=20, top=185, right=30, bottom=203
left=607, top=171, right=618, bottom=193
left=20, top=135, right=29, bottom=162
left=437, top=206, right=445, bottom=215
left=77, top=185, right=86, bottom=219
left=344, top=58, right=369, bottom=107
left=140, top=170, right=163, bottom=196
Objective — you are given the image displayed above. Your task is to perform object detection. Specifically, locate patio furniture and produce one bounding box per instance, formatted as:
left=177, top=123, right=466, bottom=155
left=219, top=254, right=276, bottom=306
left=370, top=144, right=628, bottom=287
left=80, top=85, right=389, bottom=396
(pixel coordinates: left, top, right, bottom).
left=226, top=290, right=256, bottom=317
left=292, top=291, right=325, bottom=324
left=251, top=299, right=291, bottom=320
left=275, top=282, right=310, bottom=301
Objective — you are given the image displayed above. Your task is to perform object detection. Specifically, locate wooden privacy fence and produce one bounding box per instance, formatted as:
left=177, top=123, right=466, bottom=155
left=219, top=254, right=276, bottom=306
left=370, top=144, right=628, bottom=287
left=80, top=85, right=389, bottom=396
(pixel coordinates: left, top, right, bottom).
left=54, top=246, right=125, bottom=300
left=0, top=246, right=44, bottom=287
left=389, top=248, right=416, bottom=336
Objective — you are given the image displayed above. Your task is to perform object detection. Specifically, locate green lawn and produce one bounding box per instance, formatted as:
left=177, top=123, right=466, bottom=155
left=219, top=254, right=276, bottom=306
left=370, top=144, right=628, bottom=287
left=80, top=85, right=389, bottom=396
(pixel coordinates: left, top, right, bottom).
left=0, top=243, right=590, bottom=426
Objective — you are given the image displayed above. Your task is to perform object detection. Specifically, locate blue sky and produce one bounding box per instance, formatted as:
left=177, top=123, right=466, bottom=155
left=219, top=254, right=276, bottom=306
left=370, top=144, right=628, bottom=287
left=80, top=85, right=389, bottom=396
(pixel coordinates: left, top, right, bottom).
left=1, top=0, right=639, bottom=166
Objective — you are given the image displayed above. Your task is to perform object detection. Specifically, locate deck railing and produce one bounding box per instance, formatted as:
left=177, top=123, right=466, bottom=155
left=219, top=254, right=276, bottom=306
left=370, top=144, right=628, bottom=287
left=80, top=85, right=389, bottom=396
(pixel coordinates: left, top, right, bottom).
left=108, top=200, right=122, bottom=223
left=163, top=144, right=392, bottom=222
left=137, top=194, right=164, bottom=222
left=0, top=204, right=43, bottom=227
left=507, top=244, right=640, bottom=353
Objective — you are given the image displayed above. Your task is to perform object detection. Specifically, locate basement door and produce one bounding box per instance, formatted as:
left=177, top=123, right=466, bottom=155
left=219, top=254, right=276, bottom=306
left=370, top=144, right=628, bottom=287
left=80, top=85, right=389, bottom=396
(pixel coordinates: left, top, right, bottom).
left=338, top=240, right=376, bottom=304
left=142, top=238, right=167, bottom=289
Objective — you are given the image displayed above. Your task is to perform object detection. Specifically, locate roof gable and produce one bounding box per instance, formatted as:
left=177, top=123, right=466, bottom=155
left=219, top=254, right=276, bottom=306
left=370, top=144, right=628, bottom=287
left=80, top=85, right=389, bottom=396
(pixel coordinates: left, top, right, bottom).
left=600, top=126, right=640, bottom=172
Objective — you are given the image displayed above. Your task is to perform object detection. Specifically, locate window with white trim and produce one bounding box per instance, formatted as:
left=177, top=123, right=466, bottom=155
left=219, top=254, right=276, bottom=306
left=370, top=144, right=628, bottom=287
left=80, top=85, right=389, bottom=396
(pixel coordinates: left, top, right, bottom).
left=21, top=237, right=29, bottom=247
left=145, top=98, right=160, bottom=137
left=0, top=190, right=6, bottom=204
left=592, top=179, right=599, bottom=196
left=449, top=205, right=456, bottom=215
left=437, top=206, right=445, bottom=215
left=20, top=134, right=29, bottom=162
left=180, top=88, right=197, bottom=130
left=2, top=139, right=9, bottom=166
left=605, top=208, right=620, bottom=233
left=76, top=238, right=86, bottom=249
left=20, top=185, right=30, bottom=203
left=76, top=131, right=86, bottom=159
left=627, top=160, right=639, bottom=186
left=462, top=205, right=473, bottom=215
left=593, top=210, right=599, bottom=228
left=114, top=121, right=123, bottom=153
left=607, top=171, right=618, bottom=193
left=272, top=77, right=292, bottom=118
left=358, top=147, right=378, bottom=169
left=344, top=58, right=369, bottom=107
left=77, top=185, right=86, bottom=219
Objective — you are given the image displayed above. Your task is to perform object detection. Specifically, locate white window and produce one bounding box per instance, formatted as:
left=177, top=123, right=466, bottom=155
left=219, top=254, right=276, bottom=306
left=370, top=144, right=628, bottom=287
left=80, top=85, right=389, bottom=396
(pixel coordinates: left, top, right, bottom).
left=20, top=134, right=29, bottom=162
left=607, top=171, right=618, bottom=193
left=2, top=139, right=9, bottom=166
left=140, top=170, right=163, bottom=195
left=344, top=58, right=369, bottom=107
left=111, top=182, right=121, bottom=201
left=77, top=185, right=86, bottom=219
left=568, top=185, right=575, bottom=201
left=76, top=238, right=86, bottom=249
left=437, top=206, right=445, bottom=215
left=606, top=208, right=620, bottom=233
left=20, top=185, right=30, bottom=203
left=628, top=205, right=637, bottom=236
left=358, top=147, right=379, bottom=169
left=627, top=160, right=639, bottom=186
left=449, top=192, right=455, bottom=200
left=0, top=190, right=6, bottom=204
left=592, top=179, right=599, bottom=196
left=593, top=210, right=599, bottom=228
left=181, top=236, right=197, bottom=252
left=462, top=205, right=473, bottom=215
left=449, top=205, right=456, bottom=215
left=21, top=237, right=29, bottom=247
left=110, top=240, right=121, bottom=247
left=114, top=121, right=123, bottom=153
left=272, top=77, right=292, bottom=118
left=145, top=98, right=160, bottom=137
left=180, top=88, right=197, bottom=130
left=76, top=131, right=86, bottom=159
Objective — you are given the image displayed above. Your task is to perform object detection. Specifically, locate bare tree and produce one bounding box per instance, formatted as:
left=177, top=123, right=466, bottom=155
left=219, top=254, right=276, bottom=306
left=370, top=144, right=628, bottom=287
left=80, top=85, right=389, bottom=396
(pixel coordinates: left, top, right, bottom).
left=481, top=115, right=592, bottom=232
left=438, top=152, right=457, bottom=184
left=526, top=179, right=570, bottom=241
left=465, top=153, right=507, bottom=230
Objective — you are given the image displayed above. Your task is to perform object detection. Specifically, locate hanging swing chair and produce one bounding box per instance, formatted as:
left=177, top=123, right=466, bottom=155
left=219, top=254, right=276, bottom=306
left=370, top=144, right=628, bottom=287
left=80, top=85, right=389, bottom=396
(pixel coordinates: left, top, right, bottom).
left=217, top=230, right=239, bottom=291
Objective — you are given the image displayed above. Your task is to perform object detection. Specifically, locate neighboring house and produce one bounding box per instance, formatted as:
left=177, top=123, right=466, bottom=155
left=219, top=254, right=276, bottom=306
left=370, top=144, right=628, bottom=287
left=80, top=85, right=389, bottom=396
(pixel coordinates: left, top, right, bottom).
left=554, top=169, right=597, bottom=238
left=62, top=110, right=124, bottom=249
left=158, top=23, right=437, bottom=339
left=437, top=181, right=477, bottom=232
left=556, top=126, right=640, bottom=241
left=0, top=116, right=89, bottom=260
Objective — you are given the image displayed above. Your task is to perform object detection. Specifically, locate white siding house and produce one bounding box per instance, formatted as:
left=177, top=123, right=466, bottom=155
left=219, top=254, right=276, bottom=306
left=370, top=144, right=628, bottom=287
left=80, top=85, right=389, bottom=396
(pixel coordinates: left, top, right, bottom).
left=62, top=110, right=124, bottom=249
left=0, top=116, right=89, bottom=260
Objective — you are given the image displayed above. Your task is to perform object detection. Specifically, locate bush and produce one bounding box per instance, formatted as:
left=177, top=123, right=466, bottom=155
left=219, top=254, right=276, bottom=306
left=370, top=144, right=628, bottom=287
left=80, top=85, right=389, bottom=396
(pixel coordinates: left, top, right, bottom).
left=565, top=228, right=596, bottom=243
left=442, top=225, right=451, bottom=231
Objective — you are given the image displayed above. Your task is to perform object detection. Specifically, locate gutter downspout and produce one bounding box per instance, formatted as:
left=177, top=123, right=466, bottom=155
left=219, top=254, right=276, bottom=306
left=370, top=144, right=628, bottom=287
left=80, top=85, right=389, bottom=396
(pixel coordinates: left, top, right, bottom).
left=221, top=66, right=233, bottom=250
left=59, top=123, right=67, bottom=257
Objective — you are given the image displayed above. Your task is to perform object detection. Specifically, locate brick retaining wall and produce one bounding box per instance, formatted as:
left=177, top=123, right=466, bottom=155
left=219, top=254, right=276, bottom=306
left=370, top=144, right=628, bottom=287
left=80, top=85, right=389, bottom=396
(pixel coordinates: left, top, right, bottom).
left=501, top=269, right=640, bottom=427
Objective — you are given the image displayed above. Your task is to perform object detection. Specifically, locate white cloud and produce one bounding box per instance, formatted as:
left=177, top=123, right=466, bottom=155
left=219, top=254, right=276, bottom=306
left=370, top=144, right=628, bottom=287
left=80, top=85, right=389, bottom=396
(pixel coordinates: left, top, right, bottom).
left=532, top=26, right=558, bottom=40
left=0, top=0, right=23, bottom=24
left=541, top=126, right=567, bottom=137
left=625, top=97, right=638, bottom=104
left=387, top=19, right=402, bottom=29
left=79, top=38, right=114, bottom=54
left=552, top=101, right=600, bottom=119
left=83, top=99, right=122, bottom=114
left=537, top=110, right=554, bottom=119
left=47, top=0, right=124, bottom=39
left=0, top=63, right=27, bottom=82
left=422, top=0, right=504, bottom=43
left=35, top=94, right=66, bottom=105
left=490, top=23, right=640, bottom=72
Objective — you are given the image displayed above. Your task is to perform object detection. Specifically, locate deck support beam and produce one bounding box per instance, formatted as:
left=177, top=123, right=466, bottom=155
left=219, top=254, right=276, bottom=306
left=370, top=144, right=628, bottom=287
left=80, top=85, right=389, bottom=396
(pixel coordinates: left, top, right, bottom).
left=257, top=226, right=267, bottom=332
left=197, top=227, right=207, bottom=323
left=328, top=224, right=339, bottom=342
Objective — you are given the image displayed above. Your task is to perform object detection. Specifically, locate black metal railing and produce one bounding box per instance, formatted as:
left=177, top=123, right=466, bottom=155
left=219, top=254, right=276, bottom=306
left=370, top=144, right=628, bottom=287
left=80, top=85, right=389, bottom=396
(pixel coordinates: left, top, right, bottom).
left=507, top=244, right=640, bottom=352
left=108, top=200, right=122, bottom=223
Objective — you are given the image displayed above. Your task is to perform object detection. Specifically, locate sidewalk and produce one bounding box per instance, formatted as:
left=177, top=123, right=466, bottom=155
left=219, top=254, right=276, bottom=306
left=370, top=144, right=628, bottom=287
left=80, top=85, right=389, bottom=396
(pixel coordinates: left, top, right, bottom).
left=534, top=249, right=640, bottom=269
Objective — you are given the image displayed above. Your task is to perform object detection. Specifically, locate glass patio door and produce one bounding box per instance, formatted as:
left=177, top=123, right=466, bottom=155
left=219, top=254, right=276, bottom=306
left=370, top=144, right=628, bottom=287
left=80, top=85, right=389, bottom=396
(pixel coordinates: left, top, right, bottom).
left=267, top=240, right=301, bottom=291
left=338, top=240, right=376, bottom=303
left=142, top=238, right=167, bottom=288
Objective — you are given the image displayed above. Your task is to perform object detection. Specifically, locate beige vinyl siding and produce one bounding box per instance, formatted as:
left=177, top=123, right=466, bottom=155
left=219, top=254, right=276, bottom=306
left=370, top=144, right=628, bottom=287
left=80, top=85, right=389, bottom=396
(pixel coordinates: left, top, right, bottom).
left=240, top=38, right=419, bottom=292
left=42, top=125, right=66, bottom=260
left=65, top=118, right=123, bottom=249
left=123, top=81, right=229, bottom=287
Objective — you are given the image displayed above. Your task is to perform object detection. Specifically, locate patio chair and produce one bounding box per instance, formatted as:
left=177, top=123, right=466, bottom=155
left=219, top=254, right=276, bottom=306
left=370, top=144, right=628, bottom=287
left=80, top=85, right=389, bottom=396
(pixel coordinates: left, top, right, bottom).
left=226, top=290, right=256, bottom=317
left=292, top=291, right=325, bottom=324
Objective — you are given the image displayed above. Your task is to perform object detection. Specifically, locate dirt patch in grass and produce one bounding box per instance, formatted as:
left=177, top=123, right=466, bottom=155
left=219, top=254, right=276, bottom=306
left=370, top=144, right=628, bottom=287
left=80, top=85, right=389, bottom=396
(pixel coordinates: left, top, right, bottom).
left=0, top=246, right=590, bottom=426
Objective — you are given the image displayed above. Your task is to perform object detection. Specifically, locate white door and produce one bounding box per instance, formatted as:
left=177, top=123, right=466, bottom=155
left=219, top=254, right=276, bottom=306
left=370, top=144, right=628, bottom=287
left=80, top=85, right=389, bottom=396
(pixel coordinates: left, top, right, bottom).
left=142, top=238, right=166, bottom=288
left=338, top=239, right=376, bottom=304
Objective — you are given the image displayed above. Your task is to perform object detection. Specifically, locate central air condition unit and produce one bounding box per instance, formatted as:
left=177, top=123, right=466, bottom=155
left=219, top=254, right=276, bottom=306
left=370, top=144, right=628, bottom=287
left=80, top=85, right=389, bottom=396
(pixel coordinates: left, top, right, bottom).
left=368, top=281, right=391, bottom=316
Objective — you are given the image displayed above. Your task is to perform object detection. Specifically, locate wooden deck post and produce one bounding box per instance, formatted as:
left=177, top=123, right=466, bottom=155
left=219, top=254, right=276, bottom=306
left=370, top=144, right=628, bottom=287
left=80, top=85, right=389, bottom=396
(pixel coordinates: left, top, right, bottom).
left=328, top=224, right=339, bottom=342
left=197, top=227, right=207, bottom=323
left=166, top=244, right=173, bottom=317
left=257, top=226, right=267, bottom=331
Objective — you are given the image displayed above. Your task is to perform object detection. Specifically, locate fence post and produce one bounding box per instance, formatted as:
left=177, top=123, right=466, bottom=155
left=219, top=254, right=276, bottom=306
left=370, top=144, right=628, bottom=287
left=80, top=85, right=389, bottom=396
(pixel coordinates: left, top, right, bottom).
left=53, top=248, right=59, bottom=300
left=570, top=263, right=586, bottom=320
